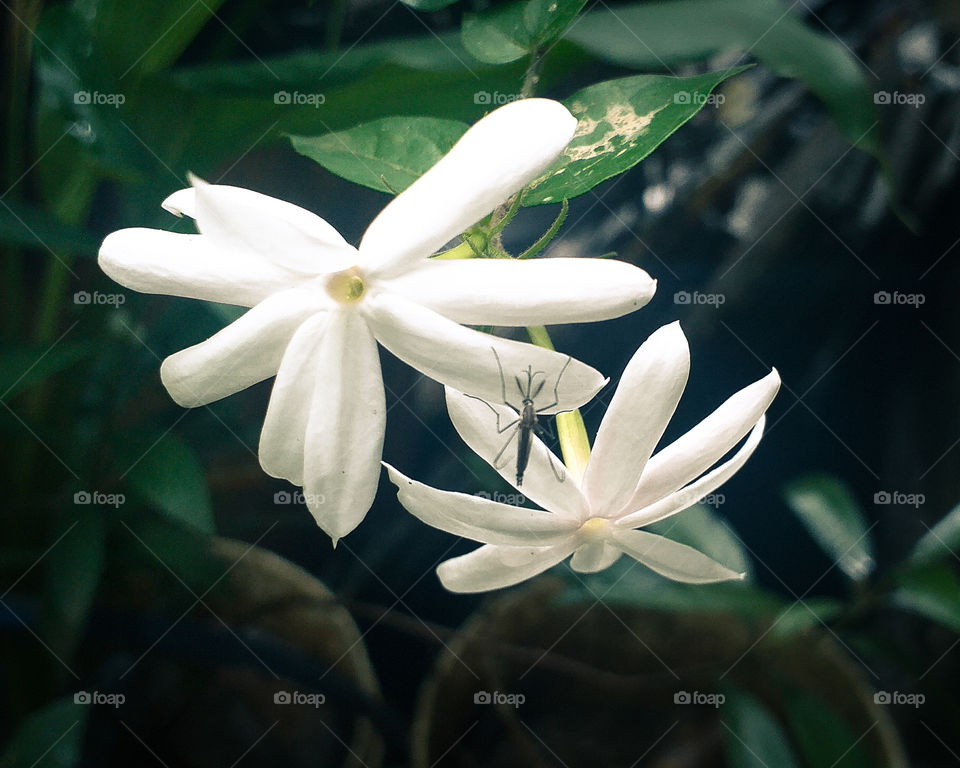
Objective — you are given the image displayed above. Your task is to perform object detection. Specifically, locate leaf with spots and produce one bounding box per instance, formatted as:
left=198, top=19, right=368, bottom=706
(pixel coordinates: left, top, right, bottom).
left=522, top=67, right=750, bottom=206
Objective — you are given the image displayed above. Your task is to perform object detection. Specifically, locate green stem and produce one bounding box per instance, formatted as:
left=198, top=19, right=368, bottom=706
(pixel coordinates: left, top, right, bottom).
left=519, top=198, right=567, bottom=259
left=526, top=325, right=591, bottom=483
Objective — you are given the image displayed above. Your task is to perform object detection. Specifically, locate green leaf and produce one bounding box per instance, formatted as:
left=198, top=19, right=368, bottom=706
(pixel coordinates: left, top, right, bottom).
left=523, top=68, right=749, bottom=206
left=649, top=503, right=751, bottom=576
left=289, top=116, right=469, bottom=195
left=0, top=200, right=98, bottom=257
left=784, top=474, right=875, bottom=581
left=910, top=503, right=960, bottom=566
left=892, top=563, right=960, bottom=634
left=463, top=0, right=588, bottom=64
left=723, top=688, right=802, bottom=768
left=125, top=434, right=215, bottom=533
left=402, top=0, right=461, bottom=10
left=524, top=0, right=589, bottom=47
left=565, top=0, right=880, bottom=156
left=769, top=598, right=844, bottom=639
left=0, top=343, right=87, bottom=401
left=784, top=689, right=872, bottom=768
left=0, top=697, right=88, bottom=768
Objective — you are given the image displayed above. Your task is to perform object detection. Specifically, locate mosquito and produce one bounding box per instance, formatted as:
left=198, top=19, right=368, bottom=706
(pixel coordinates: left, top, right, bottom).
left=469, top=347, right=571, bottom=487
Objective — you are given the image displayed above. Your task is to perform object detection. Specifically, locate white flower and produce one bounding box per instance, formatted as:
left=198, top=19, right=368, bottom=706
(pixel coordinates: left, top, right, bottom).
left=385, top=322, right=780, bottom=592
left=98, top=98, right=656, bottom=543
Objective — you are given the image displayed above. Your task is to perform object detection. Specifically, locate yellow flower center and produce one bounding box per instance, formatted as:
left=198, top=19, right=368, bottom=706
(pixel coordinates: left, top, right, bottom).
left=578, top=518, right=609, bottom=541
left=325, top=268, right=366, bottom=304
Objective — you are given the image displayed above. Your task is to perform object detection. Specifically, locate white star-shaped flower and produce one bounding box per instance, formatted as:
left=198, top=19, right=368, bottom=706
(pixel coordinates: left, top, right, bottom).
left=386, top=322, right=780, bottom=592
left=99, top=99, right=656, bottom=543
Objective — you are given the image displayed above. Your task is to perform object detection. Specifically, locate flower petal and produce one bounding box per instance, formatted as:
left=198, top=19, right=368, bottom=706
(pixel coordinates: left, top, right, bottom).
left=582, top=322, right=690, bottom=517
left=160, top=289, right=328, bottom=407
left=99, top=228, right=299, bottom=306
left=385, top=257, right=656, bottom=326
left=626, top=369, right=781, bottom=513
left=436, top=542, right=576, bottom=593
left=611, top=529, right=744, bottom=583
left=258, top=313, right=330, bottom=486
left=617, top=416, right=767, bottom=529
left=569, top=542, right=622, bottom=573
left=164, top=180, right=357, bottom=274
left=359, top=99, right=577, bottom=275
left=444, top=388, right=588, bottom=520
left=364, top=291, right=606, bottom=410
left=384, top=462, right=580, bottom=545
left=302, top=311, right=385, bottom=543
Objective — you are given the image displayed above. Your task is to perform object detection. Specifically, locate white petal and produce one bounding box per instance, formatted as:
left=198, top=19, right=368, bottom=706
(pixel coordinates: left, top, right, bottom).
left=436, top=542, right=576, bottom=593
left=384, top=463, right=579, bottom=545
left=364, top=291, right=606, bottom=410
left=444, top=388, right=588, bottom=520
left=627, top=369, right=781, bottom=512
left=160, top=289, right=328, bottom=407
left=582, top=322, right=690, bottom=517
left=258, top=313, right=330, bottom=485
left=617, top=416, right=767, bottom=529
left=569, top=542, right=622, bottom=573
left=385, top=258, right=656, bottom=326
left=302, top=311, right=385, bottom=542
left=164, top=181, right=357, bottom=274
left=359, top=99, right=577, bottom=276
left=99, top=228, right=299, bottom=306
left=611, top=529, right=744, bottom=583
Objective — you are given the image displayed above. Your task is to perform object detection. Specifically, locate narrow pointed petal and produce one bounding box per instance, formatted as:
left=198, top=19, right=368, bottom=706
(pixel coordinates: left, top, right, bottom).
left=385, top=463, right=579, bottom=545
left=99, top=229, right=299, bottom=306
left=164, top=181, right=358, bottom=274
left=436, top=542, right=576, bottom=593
left=160, top=289, right=328, bottom=407
left=302, top=311, right=385, bottom=542
left=359, top=99, right=577, bottom=275
left=258, top=313, right=330, bottom=486
left=611, top=529, right=744, bottom=583
left=569, top=542, right=622, bottom=573
left=385, top=258, right=656, bottom=326
left=616, top=416, right=767, bottom=529
left=365, top=292, right=606, bottom=410
left=444, top=388, right=588, bottom=520
left=627, top=369, right=781, bottom=512
left=582, top=322, right=690, bottom=516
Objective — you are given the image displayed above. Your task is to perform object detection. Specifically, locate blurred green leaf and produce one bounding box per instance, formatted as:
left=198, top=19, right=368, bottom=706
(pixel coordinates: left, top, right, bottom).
left=525, top=0, right=589, bottom=48
left=910, top=503, right=960, bottom=566
left=892, top=563, right=960, bottom=634
left=125, top=434, right=215, bottom=533
left=784, top=689, right=871, bottom=768
left=0, top=201, right=97, bottom=257
left=649, top=503, right=750, bottom=576
left=784, top=474, right=875, bottom=581
left=462, top=0, right=588, bottom=64
left=565, top=0, right=880, bottom=155
left=0, top=696, right=88, bottom=768
left=524, top=68, right=749, bottom=206
left=0, top=344, right=87, bottom=401
left=723, top=688, right=802, bottom=768
left=402, top=0, right=461, bottom=9
left=289, top=116, right=469, bottom=195
left=769, top=598, right=844, bottom=639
